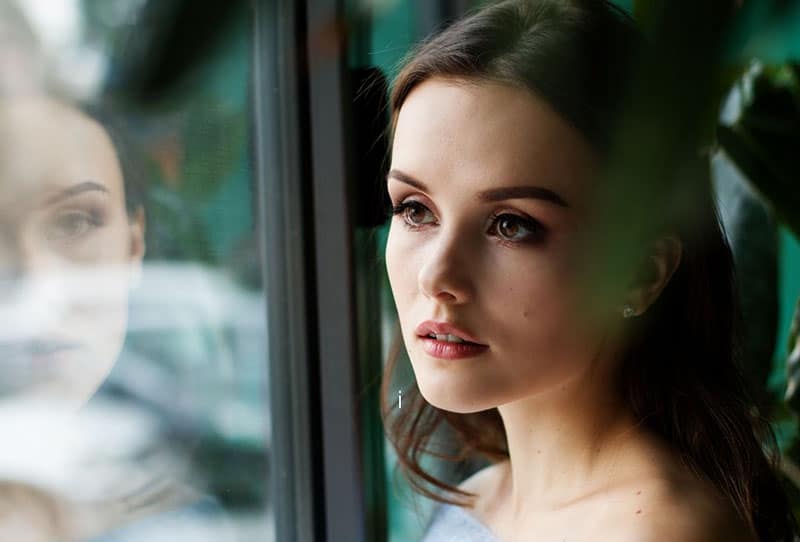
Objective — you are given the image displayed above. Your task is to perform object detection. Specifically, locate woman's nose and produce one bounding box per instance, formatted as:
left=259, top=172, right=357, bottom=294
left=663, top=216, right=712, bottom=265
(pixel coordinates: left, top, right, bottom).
left=417, top=231, right=474, bottom=304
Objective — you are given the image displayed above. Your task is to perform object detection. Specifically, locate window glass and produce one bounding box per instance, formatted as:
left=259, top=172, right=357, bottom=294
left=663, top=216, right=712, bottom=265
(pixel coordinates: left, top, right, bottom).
left=0, top=1, right=271, bottom=540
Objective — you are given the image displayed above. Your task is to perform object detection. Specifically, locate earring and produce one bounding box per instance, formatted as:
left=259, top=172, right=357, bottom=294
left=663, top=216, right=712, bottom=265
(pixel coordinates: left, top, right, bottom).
left=622, top=304, right=636, bottom=319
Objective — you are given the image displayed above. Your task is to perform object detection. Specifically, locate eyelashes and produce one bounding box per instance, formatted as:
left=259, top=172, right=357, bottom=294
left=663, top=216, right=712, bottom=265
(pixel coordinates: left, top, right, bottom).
left=391, top=200, right=547, bottom=245
left=486, top=210, right=547, bottom=244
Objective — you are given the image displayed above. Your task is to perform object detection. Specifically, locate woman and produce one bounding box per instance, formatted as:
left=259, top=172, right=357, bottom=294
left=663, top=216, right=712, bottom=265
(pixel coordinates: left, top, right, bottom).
left=380, top=1, right=798, bottom=540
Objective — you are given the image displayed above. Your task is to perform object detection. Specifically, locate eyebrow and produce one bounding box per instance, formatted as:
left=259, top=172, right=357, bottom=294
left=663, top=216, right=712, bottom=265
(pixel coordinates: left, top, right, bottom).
left=387, top=169, right=569, bottom=208
left=45, top=181, right=110, bottom=206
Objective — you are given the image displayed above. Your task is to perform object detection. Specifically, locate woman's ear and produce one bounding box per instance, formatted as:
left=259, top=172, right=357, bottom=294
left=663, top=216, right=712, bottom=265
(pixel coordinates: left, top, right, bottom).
left=127, top=207, right=145, bottom=288
left=623, top=235, right=682, bottom=317
left=128, top=207, right=146, bottom=263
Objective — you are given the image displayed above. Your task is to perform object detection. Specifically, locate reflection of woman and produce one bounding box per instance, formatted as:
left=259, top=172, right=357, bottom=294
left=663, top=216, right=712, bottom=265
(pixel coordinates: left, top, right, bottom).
left=0, top=98, right=231, bottom=541
left=0, top=97, right=149, bottom=541
left=381, top=1, right=798, bottom=541
left=0, top=97, right=145, bottom=409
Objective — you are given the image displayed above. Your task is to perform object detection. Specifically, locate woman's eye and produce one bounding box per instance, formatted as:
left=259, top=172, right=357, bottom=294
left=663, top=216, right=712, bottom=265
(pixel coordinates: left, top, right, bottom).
left=392, top=201, right=436, bottom=228
left=489, top=213, right=544, bottom=243
left=45, top=211, right=102, bottom=242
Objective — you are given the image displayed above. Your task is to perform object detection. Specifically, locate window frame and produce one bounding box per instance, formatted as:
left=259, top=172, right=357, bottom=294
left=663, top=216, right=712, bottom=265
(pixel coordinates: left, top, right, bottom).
left=252, top=0, right=326, bottom=540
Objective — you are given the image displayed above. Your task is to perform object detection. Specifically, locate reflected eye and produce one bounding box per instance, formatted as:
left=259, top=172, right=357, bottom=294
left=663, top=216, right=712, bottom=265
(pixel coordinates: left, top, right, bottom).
left=44, top=210, right=103, bottom=242
left=488, top=213, right=545, bottom=243
left=392, top=201, right=436, bottom=228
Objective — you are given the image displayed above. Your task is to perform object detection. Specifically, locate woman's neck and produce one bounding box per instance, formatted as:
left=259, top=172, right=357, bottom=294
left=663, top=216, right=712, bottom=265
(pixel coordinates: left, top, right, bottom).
left=496, top=363, right=645, bottom=522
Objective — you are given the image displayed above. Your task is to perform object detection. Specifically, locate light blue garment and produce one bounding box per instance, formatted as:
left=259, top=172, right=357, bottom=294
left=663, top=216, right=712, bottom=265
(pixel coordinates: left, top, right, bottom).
left=421, top=503, right=500, bottom=542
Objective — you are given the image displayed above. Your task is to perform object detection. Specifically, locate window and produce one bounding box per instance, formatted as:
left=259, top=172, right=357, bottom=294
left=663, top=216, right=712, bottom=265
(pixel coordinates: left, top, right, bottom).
left=2, top=1, right=797, bottom=541
left=0, top=1, right=270, bottom=540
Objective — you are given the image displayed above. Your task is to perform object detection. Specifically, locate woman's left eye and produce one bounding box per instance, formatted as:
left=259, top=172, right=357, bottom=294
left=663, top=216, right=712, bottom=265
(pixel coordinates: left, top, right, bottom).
left=44, top=210, right=103, bottom=242
left=488, top=213, right=545, bottom=243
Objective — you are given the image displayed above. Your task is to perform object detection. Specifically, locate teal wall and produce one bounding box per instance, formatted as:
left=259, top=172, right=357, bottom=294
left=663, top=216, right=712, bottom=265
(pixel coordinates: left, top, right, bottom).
left=773, top=229, right=800, bottom=394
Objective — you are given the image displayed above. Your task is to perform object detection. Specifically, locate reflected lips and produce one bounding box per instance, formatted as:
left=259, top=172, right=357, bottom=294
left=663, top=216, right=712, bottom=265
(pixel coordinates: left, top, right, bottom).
left=0, top=339, right=80, bottom=358
left=0, top=339, right=80, bottom=393
left=415, top=321, right=489, bottom=360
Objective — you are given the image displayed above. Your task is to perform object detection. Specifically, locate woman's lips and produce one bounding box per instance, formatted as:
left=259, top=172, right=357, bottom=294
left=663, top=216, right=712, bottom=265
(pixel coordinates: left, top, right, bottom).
left=420, top=336, right=489, bottom=360
left=414, top=320, right=488, bottom=359
left=414, top=320, right=486, bottom=345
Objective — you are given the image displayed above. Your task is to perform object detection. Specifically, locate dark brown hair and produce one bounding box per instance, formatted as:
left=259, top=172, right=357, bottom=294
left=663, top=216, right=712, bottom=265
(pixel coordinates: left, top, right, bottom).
left=379, top=1, right=798, bottom=540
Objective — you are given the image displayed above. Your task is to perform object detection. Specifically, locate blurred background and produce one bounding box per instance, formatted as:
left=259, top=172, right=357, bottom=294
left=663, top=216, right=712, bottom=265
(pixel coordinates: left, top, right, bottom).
left=0, top=0, right=798, bottom=541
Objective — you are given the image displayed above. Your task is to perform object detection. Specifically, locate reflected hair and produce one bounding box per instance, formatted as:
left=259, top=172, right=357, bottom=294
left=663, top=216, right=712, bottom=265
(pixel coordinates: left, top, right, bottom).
left=82, top=104, right=148, bottom=216
left=379, top=1, right=798, bottom=540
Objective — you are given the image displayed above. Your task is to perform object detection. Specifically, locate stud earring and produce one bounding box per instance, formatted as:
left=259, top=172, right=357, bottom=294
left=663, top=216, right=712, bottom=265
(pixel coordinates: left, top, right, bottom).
left=622, top=304, right=636, bottom=319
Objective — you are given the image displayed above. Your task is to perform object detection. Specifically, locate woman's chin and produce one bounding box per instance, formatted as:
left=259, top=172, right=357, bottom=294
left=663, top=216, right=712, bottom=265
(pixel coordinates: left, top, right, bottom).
left=416, top=380, right=496, bottom=414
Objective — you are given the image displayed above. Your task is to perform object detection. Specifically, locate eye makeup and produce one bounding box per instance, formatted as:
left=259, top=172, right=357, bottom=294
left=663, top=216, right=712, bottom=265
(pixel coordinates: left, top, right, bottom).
left=390, top=197, right=548, bottom=246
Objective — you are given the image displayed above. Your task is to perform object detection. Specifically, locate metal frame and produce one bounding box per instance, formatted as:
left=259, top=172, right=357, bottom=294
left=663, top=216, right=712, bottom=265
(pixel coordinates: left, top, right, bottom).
left=305, top=0, right=367, bottom=541
left=254, top=0, right=368, bottom=539
left=252, top=0, right=324, bottom=540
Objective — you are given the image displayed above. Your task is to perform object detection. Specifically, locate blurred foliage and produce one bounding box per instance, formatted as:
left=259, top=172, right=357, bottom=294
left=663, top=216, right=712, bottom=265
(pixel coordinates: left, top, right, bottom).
left=710, top=6, right=800, bottom=512
left=718, top=64, right=800, bottom=237
left=725, top=0, right=800, bottom=63
left=582, top=0, right=739, bottom=320
left=787, top=299, right=800, bottom=410
left=713, top=149, right=779, bottom=410
left=574, top=0, right=800, bottom=510
left=717, top=63, right=800, bottom=415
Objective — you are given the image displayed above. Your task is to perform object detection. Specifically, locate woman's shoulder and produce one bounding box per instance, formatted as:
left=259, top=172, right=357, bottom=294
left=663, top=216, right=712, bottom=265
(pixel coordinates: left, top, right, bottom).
left=600, top=471, right=757, bottom=542
left=456, top=459, right=756, bottom=542
left=452, top=452, right=757, bottom=542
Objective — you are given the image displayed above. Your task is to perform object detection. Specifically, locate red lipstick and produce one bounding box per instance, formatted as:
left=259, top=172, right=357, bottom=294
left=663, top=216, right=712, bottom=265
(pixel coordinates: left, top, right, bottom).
left=415, top=321, right=488, bottom=360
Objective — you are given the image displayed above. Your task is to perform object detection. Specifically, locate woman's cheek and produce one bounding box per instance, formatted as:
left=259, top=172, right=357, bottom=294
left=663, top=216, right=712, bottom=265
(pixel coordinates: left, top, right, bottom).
left=497, top=255, right=578, bottom=332
left=384, top=226, right=410, bottom=302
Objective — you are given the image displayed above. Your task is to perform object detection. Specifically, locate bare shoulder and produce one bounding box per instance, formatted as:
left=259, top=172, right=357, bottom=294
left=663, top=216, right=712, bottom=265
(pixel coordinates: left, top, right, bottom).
left=605, top=475, right=757, bottom=542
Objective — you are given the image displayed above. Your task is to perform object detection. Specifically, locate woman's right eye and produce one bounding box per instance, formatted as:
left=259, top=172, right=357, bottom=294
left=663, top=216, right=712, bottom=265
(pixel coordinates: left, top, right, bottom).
left=391, top=201, right=436, bottom=228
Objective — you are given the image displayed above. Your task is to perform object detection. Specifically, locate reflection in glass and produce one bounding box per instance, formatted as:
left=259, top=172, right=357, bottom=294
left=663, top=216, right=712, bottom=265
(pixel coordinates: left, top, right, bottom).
left=0, top=98, right=144, bottom=407
left=0, top=1, right=270, bottom=540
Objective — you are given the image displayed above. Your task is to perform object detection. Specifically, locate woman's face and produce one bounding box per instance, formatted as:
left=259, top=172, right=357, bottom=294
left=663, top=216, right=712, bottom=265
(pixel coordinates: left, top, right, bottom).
left=386, top=78, right=616, bottom=413
left=0, top=98, right=144, bottom=408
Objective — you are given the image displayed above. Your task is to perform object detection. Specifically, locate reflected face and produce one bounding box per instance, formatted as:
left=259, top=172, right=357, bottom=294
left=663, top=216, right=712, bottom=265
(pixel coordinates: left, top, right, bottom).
left=0, top=98, right=144, bottom=407
left=385, top=78, right=612, bottom=413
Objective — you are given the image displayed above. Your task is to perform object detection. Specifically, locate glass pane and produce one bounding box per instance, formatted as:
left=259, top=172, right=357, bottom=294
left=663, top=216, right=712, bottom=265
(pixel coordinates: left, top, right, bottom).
left=0, top=1, right=271, bottom=540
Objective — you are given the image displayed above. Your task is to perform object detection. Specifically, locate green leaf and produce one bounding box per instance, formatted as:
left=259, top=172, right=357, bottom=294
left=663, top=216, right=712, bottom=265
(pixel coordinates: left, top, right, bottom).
left=785, top=298, right=800, bottom=408
left=716, top=66, right=800, bottom=239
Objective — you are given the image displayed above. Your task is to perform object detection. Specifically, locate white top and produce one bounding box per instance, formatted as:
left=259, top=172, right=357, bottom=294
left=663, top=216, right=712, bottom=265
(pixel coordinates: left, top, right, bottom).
left=421, top=503, right=500, bottom=542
